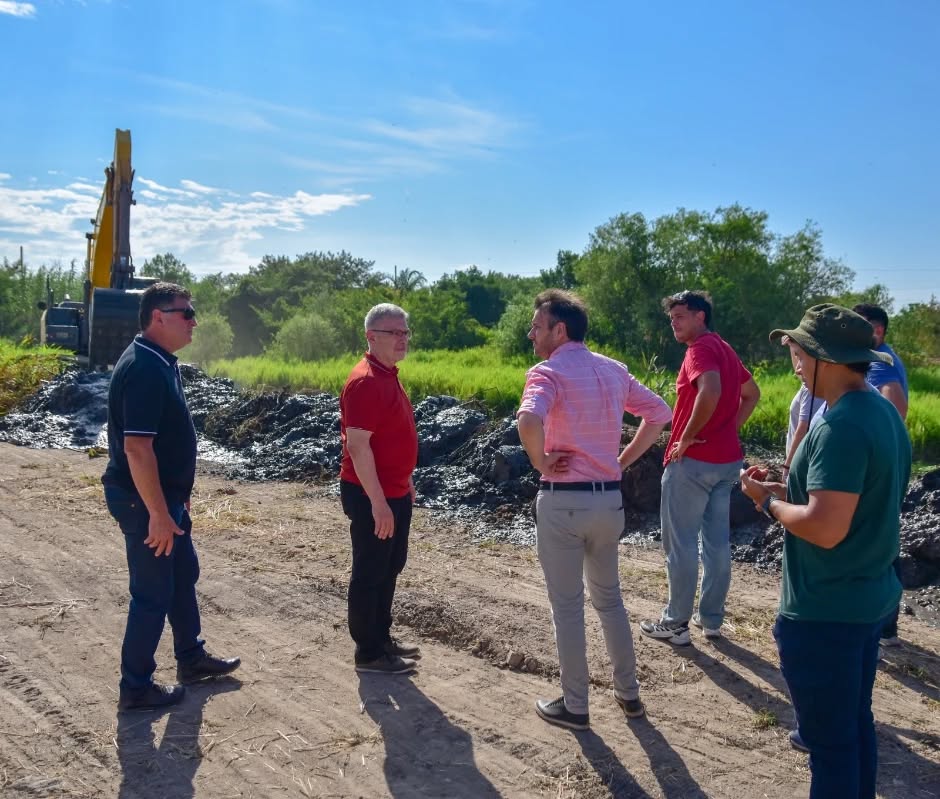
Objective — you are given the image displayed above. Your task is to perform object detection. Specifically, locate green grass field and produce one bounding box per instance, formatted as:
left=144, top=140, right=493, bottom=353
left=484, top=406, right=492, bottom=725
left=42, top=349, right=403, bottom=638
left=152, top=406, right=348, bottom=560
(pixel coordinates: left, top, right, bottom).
left=208, top=347, right=940, bottom=463
left=0, top=340, right=67, bottom=414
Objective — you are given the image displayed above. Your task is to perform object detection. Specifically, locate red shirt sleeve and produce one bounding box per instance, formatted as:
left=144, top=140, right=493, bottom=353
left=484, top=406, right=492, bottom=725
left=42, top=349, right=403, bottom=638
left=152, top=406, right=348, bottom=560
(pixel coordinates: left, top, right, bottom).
left=342, top=377, right=380, bottom=432
left=684, top=338, right=721, bottom=384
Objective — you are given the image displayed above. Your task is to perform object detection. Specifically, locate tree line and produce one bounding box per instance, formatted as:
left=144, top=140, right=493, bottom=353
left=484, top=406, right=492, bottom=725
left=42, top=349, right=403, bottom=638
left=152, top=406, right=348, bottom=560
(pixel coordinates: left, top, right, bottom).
left=3, top=204, right=938, bottom=368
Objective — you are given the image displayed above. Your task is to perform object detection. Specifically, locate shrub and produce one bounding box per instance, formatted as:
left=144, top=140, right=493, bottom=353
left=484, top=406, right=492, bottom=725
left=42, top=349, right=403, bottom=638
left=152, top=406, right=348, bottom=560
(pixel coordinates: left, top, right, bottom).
left=271, top=313, right=344, bottom=362
left=178, top=312, right=234, bottom=365
left=492, top=301, right=534, bottom=358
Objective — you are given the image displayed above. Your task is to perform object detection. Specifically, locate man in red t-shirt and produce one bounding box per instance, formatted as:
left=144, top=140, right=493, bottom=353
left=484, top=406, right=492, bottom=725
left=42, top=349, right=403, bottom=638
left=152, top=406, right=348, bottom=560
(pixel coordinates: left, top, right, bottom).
left=640, top=291, right=760, bottom=645
left=340, top=303, right=420, bottom=674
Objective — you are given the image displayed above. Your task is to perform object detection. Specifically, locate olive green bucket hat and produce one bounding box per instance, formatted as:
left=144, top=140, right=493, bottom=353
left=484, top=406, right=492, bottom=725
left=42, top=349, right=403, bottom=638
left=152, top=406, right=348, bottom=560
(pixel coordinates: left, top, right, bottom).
left=769, top=303, right=894, bottom=365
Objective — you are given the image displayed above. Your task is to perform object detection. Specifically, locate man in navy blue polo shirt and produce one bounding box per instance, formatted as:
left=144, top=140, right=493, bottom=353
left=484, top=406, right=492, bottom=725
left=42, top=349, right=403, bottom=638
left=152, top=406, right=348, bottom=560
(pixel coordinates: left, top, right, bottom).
left=103, top=282, right=240, bottom=710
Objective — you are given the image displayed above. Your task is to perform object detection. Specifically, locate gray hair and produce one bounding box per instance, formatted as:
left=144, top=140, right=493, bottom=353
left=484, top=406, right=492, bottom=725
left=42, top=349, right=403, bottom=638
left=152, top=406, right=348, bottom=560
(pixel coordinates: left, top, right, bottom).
left=364, top=303, right=409, bottom=331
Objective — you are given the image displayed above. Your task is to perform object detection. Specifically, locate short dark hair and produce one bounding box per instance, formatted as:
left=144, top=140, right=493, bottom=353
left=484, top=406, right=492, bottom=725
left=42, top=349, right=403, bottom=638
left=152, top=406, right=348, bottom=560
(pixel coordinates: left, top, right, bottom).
left=140, top=282, right=192, bottom=330
left=662, top=290, right=713, bottom=328
left=852, top=303, right=889, bottom=333
left=846, top=361, right=872, bottom=376
left=533, top=289, right=588, bottom=342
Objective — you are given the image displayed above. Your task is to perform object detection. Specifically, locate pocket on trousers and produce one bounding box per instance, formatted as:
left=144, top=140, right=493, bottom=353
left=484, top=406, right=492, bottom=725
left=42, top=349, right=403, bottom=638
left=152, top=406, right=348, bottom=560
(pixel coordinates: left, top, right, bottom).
left=104, top=485, right=148, bottom=534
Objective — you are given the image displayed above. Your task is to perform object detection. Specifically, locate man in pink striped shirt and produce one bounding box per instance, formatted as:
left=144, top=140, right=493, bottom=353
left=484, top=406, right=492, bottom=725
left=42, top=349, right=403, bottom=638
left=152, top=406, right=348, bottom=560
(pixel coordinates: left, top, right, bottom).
left=517, top=289, right=672, bottom=731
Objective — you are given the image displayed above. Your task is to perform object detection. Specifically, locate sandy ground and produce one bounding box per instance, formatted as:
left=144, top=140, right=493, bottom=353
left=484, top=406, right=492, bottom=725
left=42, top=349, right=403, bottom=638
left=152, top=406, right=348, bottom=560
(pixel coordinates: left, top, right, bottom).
left=0, top=444, right=937, bottom=799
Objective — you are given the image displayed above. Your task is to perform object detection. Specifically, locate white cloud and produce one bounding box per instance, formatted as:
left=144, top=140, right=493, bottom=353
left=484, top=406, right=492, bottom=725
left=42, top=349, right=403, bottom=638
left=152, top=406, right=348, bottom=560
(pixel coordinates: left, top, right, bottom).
left=0, top=175, right=370, bottom=275
left=100, top=68, right=521, bottom=185
left=0, top=2, right=35, bottom=18
left=0, top=173, right=11, bottom=181
left=366, top=96, right=518, bottom=156
left=180, top=179, right=219, bottom=195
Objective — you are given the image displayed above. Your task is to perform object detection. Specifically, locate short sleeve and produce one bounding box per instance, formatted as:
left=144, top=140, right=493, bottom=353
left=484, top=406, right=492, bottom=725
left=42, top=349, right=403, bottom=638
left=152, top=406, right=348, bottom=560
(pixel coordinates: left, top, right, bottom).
left=343, top=377, right=381, bottom=432
left=122, top=362, right=168, bottom=437
left=797, top=387, right=817, bottom=422
left=805, top=421, right=868, bottom=495
left=866, top=359, right=900, bottom=390
left=684, top=340, right=721, bottom=383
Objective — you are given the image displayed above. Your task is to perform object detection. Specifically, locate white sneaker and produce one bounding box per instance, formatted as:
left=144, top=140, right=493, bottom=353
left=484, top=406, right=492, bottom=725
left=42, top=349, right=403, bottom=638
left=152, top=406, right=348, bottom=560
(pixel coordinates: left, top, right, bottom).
left=692, top=614, right=722, bottom=639
left=880, top=635, right=901, bottom=647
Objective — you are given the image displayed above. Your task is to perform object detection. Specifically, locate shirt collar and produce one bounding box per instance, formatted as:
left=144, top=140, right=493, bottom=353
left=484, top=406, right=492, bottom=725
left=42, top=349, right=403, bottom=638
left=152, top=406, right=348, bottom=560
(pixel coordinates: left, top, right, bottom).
left=548, top=341, right=587, bottom=360
left=135, top=334, right=178, bottom=367
left=364, top=351, right=398, bottom=376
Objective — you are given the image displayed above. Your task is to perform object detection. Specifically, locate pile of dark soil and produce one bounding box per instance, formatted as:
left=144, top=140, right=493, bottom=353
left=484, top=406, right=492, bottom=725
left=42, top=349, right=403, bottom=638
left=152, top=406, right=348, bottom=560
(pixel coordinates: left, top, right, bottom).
left=3, top=365, right=938, bottom=595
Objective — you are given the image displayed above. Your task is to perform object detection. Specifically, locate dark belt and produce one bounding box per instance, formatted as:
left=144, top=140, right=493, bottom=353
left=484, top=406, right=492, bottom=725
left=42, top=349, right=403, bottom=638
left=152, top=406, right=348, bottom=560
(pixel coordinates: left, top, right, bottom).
left=539, top=480, right=621, bottom=492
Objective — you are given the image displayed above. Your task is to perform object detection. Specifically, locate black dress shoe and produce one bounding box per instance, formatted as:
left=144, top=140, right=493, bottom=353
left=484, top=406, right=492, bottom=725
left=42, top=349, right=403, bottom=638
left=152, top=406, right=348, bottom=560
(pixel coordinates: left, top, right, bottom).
left=177, top=653, right=241, bottom=684
left=118, top=682, right=185, bottom=710
left=384, top=637, right=421, bottom=659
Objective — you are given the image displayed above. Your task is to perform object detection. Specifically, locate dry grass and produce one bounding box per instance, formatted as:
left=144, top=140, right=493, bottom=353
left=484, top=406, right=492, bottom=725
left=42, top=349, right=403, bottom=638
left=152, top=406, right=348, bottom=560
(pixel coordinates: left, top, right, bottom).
left=723, top=605, right=778, bottom=646
left=189, top=492, right=259, bottom=532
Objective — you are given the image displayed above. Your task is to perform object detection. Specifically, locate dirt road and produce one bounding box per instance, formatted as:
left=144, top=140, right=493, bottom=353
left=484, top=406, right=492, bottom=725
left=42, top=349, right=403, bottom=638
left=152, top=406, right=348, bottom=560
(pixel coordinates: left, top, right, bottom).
left=0, top=445, right=937, bottom=798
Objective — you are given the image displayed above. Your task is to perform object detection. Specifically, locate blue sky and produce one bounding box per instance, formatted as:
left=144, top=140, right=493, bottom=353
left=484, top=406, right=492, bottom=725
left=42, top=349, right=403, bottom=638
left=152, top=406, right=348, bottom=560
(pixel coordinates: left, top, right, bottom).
left=1, top=0, right=937, bottom=308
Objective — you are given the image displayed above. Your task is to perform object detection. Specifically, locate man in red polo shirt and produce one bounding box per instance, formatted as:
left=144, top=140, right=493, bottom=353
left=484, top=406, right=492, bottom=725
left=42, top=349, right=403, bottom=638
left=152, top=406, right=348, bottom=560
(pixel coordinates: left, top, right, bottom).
left=640, top=291, right=760, bottom=646
left=340, top=303, right=420, bottom=674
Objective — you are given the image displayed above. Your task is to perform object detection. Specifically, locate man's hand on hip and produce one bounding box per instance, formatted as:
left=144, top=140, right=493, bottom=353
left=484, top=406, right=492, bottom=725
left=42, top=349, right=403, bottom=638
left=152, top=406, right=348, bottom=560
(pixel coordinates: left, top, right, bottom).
left=144, top=512, right=185, bottom=557
left=372, top=498, right=396, bottom=539
left=669, top=436, right=704, bottom=462
left=540, top=451, right=572, bottom=476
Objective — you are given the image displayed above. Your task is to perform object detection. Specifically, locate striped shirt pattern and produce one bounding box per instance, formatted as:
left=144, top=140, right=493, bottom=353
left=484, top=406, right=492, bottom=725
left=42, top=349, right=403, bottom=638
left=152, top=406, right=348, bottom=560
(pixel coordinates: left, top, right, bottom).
left=518, top=342, right=673, bottom=482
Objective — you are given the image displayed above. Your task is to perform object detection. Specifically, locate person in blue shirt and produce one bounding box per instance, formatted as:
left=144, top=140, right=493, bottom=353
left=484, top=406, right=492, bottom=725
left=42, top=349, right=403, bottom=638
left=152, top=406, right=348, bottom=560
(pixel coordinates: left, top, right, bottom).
left=852, top=304, right=908, bottom=421
left=853, top=304, right=909, bottom=650
left=104, top=282, right=241, bottom=710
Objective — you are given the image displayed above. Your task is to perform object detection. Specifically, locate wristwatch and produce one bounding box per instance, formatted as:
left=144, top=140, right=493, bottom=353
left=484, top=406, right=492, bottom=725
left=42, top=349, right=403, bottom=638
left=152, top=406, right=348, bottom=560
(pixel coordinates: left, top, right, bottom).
left=760, top=495, right=778, bottom=519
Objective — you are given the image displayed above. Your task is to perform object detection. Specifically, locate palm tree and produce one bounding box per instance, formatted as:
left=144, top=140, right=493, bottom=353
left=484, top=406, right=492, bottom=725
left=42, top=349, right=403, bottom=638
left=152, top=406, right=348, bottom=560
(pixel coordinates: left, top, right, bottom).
left=391, top=267, right=427, bottom=293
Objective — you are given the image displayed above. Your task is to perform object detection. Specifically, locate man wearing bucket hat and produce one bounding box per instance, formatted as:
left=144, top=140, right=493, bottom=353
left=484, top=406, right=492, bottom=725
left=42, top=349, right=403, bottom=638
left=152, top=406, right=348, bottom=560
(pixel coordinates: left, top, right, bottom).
left=740, top=303, right=911, bottom=799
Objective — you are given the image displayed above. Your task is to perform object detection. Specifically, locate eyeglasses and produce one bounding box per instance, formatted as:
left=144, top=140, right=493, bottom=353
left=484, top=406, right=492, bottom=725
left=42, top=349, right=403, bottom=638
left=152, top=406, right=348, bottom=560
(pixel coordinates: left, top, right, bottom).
left=159, top=307, right=197, bottom=320
left=370, top=328, right=411, bottom=339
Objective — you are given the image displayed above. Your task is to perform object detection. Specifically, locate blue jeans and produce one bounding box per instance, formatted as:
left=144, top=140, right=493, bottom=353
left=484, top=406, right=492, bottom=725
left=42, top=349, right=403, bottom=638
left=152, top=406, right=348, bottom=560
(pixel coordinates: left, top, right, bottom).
left=774, top=614, right=885, bottom=799
left=660, top=457, right=741, bottom=628
left=104, top=484, right=205, bottom=691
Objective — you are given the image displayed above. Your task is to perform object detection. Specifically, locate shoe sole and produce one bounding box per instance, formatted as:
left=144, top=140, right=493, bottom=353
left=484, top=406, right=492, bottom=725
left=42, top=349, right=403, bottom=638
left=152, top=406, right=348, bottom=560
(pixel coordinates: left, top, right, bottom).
left=640, top=630, right=691, bottom=646
left=534, top=705, right=589, bottom=731
left=177, top=665, right=241, bottom=685
left=692, top=619, right=722, bottom=639
left=118, top=693, right=185, bottom=711
left=789, top=737, right=810, bottom=754
left=615, top=699, right=646, bottom=719
left=119, top=699, right=183, bottom=711
left=355, top=664, right=417, bottom=675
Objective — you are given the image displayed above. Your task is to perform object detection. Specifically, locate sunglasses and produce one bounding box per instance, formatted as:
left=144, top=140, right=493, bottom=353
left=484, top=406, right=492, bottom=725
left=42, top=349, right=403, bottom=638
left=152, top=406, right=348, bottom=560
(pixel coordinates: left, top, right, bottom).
left=159, top=306, right=197, bottom=320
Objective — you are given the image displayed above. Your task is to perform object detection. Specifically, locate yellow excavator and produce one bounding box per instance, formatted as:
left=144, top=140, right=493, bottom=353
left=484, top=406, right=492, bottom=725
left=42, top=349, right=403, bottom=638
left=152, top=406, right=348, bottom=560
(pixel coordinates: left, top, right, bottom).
left=38, top=129, right=157, bottom=369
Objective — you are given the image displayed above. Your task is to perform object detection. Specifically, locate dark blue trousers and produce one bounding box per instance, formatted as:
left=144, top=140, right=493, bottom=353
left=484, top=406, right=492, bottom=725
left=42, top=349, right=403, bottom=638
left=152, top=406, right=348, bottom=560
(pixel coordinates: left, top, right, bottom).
left=341, top=480, right=411, bottom=664
left=105, top=485, right=205, bottom=691
left=774, top=614, right=887, bottom=799
left=880, top=558, right=903, bottom=639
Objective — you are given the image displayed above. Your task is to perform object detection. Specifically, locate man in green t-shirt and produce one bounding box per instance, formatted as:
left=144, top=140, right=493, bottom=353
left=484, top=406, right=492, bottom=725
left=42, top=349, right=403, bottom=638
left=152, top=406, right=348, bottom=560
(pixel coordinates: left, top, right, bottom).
left=740, top=304, right=911, bottom=799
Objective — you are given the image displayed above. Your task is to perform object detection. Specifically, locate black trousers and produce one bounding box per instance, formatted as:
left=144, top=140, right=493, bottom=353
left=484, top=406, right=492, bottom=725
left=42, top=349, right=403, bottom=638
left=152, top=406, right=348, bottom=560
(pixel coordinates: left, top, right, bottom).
left=340, top=480, right=412, bottom=664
